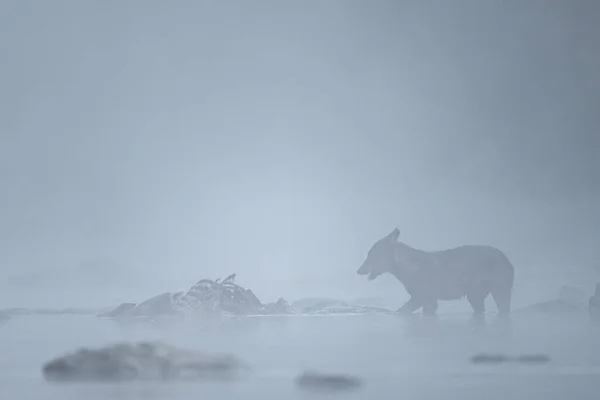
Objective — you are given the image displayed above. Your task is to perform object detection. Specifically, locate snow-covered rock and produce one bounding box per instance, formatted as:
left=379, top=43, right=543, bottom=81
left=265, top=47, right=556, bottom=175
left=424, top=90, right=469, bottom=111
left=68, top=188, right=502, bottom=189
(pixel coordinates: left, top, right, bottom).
left=99, top=274, right=265, bottom=319
left=99, top=303, right=136, bottom=318
left=261, top=298, right=292, bottom=315
left=99, top=275, right=393, bottom=321
left=42, top=341, right=249, bottom=382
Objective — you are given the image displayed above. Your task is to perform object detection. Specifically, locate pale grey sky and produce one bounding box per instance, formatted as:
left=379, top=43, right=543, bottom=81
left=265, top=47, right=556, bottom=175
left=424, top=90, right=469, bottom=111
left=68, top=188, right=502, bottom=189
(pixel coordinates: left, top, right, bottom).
left=1, top=0, right=599, bottom=307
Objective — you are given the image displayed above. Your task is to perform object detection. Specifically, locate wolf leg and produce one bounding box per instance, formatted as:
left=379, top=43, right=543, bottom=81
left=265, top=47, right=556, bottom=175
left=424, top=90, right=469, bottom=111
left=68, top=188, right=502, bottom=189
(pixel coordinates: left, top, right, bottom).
left=467, top=287, right=488, bottom=315
left=489, top=259, right=514, bottom=316
left=491, top=285, right=512, bottom=316
left=397, top=297, right=421, bottom=315
left=422, top=298, right=438, bottom=316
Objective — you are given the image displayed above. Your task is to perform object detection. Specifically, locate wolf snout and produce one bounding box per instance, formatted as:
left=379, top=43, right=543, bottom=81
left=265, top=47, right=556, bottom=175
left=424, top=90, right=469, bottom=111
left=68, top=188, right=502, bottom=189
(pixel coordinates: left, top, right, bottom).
left=356, top=266, right=368, bottom=275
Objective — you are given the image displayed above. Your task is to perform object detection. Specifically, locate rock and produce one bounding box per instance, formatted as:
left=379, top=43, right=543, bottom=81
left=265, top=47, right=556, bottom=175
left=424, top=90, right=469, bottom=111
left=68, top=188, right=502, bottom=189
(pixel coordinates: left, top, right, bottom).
left=558, top=285, right=588, bottom=306
left=289, top=297, right=392, bottom=315
left=100, top=274, right=265, bottom=320
left=470, top=353, right=551, bottom=365
left=515, top=298, right=586, bottom=315
left=98, top=303, right=136, bottom=318
left=99, top=276, right=393, bottom=320
left=295, top=371, right=362, bottom=392
left=515, top=285, right=595, bottom=316
left=516, top=354, right=551, bottom=364
left=261, top=298, right=292, bottom=315
left=470, top=354, right=511, bottom=364
left=352, top=296, right=388, bottom=308
left=133, top=293, right=185, bottom=318
left=217, top=279, right=263, bottom=315
left=290, top=298, right=347, bottom=312
left=177, top=277, right=263, bottom=316
left=42, top=341, right=249, bottom=382
left=301, top=304, right=392, bottom=315
left=177, top=279, right=224, bottom=315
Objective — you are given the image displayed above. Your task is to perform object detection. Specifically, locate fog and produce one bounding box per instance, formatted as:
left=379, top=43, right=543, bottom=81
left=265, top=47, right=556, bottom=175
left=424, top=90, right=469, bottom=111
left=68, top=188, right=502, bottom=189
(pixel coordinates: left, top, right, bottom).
left=2, top=2, right=600, bottom=399
left=1, top=1, right=599, bottom=309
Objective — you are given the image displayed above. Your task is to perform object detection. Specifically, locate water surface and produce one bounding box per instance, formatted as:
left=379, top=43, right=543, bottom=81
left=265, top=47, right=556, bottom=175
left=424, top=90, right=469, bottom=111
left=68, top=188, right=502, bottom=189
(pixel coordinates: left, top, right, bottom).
left=1, top=313, right=599, bottom=399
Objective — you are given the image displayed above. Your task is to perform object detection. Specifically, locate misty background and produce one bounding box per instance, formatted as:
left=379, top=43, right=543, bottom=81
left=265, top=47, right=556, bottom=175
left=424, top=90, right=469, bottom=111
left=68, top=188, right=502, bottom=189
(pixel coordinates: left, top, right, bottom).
left=1, top=0, right=599, bottom=309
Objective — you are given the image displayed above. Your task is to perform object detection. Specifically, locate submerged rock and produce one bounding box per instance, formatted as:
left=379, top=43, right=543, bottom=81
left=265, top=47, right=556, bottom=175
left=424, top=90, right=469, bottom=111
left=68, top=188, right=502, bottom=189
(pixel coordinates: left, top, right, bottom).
left=470, top=353, right=551, bottom=365
left=516, top=354, right=551, bottom=364
left=42, top=341, right=249, bottom=382
left=295, top=371, right=362, bottom=392
left=470, top=354, right=510, bottom=364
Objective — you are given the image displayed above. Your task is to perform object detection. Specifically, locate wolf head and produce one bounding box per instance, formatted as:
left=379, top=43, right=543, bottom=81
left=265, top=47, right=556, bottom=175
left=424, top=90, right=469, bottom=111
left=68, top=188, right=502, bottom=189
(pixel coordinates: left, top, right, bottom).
left=357, top=228, right=400, bottom=281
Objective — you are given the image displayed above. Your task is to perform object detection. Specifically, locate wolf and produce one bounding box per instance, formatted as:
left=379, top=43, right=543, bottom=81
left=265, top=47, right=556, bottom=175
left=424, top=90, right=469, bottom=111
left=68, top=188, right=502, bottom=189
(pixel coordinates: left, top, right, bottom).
left=357, top=228, right=514, bottom=316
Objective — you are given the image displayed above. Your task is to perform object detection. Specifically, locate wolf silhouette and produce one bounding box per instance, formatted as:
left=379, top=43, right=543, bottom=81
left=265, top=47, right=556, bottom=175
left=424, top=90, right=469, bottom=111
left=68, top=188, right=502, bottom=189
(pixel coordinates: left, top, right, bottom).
left=357, top=228, right=514, bottom=316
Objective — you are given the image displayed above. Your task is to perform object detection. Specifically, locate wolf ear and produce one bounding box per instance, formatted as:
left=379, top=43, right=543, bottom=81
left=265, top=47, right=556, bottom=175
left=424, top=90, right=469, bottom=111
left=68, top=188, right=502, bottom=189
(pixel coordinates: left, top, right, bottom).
left=389, top=228, right=400, bottom=243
